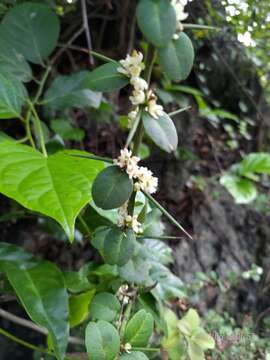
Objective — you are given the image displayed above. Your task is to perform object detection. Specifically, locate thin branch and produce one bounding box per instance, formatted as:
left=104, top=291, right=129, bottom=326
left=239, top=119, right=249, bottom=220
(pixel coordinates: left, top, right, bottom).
left=56, top=44, right=116, bottom=63
left=68, top=153, right=113, bottom=163
left=183, top=23, right=220, bottom=30
left=168, top=106, right=192, bottom=117
left=81, top=0, right=94, bottom=66
left=142, top=191, right=193, bottom=240
left=0, top=308, right=84, bottom=346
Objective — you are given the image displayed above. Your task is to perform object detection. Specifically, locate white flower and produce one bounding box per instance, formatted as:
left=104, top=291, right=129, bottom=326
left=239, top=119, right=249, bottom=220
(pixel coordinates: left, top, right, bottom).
left=117, top=202, right=129, bottom=228
left=135, top=166, right=158, bottom=194
left=145, top=98, right=164, bottom=119
left=130, top=89, right=146, bottom=105
left=117, top=50, right=145, bottom=78
left=114, top=148, right=140, bottom=179
left=130, top=77, right=148, bottom=92
left=128, top=108, right=139, bottom=122
left=171, top=0, right=189, bottom=21
left=125, top=214, right=143, bottom=234
left=124, top=343, right=132, bottom=354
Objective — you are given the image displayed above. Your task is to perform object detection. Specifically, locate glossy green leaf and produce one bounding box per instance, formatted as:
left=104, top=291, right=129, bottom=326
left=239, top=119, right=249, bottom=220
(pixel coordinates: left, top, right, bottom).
left=43, top=72, right=102, bottom=110
left=69, top=289, right=95, bottom=328
left=0, top=242, right=35, bottom=268
left=3, top=261, right=69, bottom=360
left=124, top=309, right=154, bottom=347
left=239, top=153, right=270, bottom=176
left=103, top=228, right=135, bottom=266
left=158, top=33, right=194, bottom=81
left=120, top=352, right=149, bottom=360
left=92, top=166, right=133, bottom=210
left=136, top=0, right=176, bottom=47
left=0, top=142, right=104, bottom=240
left=1, top=3, right=60, bottom=64
left=90, top=292, right=121, bottom=322
left=85, top=320, right=120, bottom=360
left=50, top=119, right=85, bottom=141
left=143, top=238, right=173, bottom=265
left=143, top=112, right=178, bottom=153
left=220, top=173, right=257, bottom=204
left=0, top=31, right=32, bottom=82
left=84, top=62, right=129, bottom=92
left=0, top=72, right=27, bottom=119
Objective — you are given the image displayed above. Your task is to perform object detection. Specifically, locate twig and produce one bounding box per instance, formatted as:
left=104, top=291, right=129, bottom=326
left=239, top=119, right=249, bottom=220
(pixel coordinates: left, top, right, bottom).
left=142, top=191, right=193, bottom=240
left=69, top=153, right=113, bottom=163
left=168, top=106, right=192, bottom=117
left=81, top=0, right=94, bottom=66
left=56, top=44, right=116, bottom=63
left=0, top=308, right=84, bottom=346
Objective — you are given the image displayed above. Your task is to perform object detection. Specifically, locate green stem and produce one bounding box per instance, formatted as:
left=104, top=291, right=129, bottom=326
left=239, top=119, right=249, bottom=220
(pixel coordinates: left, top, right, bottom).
left=27, top=101, right=47, bottom=157
left=183, top=23, right=219, bottom=30
left=142, top=191, right=193, bottom=240
left=120, top=302, right=133, bottom=340
left=169, top=106, right=191, bottom=117
left=132, top=347, right=160, bottom=352
left=125, top=109, right=142, bottom=148
left=138, top=235, right=184, bottom=240
left=78, top=214, right=91, bottom=238
left=0, top=326, right=55, bottom=358
left=25, top=109, right=36, bottom=149
left=89, top=50, right=117, bottom=63
left=69, top=154, right=113, bottom=163
left=33, top=65, right=51, bottom=104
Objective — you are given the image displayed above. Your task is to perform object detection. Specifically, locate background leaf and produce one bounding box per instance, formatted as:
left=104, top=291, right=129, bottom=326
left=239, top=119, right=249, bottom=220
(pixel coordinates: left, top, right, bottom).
left=0, top=72, right=27, bottom=119
left=43, top=71, right=102, bottom=110
left=143, top=112, right=178, bottom=153
left=84, top=62, right=129, bottom=92
left=158, top=33, right=194, bottom=81
left=2, top=260, right=69, bottom=360
left=136, top=0, right=176, bottom=47
left=1, top=2, right=60, bottom=64
left=85, top=320, right=120, bottom=360
left=239, top=153, right=270, bottom=176
left=0, top=142, right=104, bottom=240
left=92, top=166, right=133, bottom=210
left=120, top=352, right=149, bottom=360
left=69, top=289, right=95, bottom=328
left=220, top=174, right=257, bottom=204
left=50, top=119, right=85, bottom=141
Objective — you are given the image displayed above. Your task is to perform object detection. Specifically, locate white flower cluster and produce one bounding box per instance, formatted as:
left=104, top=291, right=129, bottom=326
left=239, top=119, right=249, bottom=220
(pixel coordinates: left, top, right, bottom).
left=171, top=0, right=189, bottom=36
left=117, top=202, right=143, bottom=234
left=117, top=51, right=164, bottom=121
left=117, top=50, right=148, bottom=106
left=114, top=148, right=158, bottom=194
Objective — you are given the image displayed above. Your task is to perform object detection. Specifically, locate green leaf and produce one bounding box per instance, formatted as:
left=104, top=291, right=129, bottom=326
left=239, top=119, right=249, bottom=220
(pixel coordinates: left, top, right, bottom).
left=1, top=3, right=60, bottom=64
left=178, top=309, right=200, bottom=337
left=90, top=292, right=121, bottom=322
left=158, top=33, right=194, bottom=82
left=239, top=153, right=270, bottom=176
left=0, top=31, right=32, bottom=82
left=84, top=62, right=129, bottom=92
left=92, top=166, right=133, bottom=210
left=0, top=242, right=35, bottom=268
left=3, top=260, right=69, bottom=360
left=103, top=228, right=135, bottom=266
left=91, top=226, right=111, bottom=252
left=43, top=71, right=102, bottom=110
left=220, top=174, right=257, bottom=204
left=119, top=252, right=151, bottom=285
left=0, top=72, right=27, bottom=119
left=191, top=328, right=215, bottom=350
left=69, top=289, right=95, bottom=328
left=85, top=320, right=120, bottom=360
left=187, top=342, right=204, bottom=360
left=0, top=142, right=104, bottom=240
left=143, top=238, right=173, bottom=265
left=124, top=309, right=154, bottom=347
left=50, top=119, right=85, bottom=141
left=142, top=111, right=178, bottom=153
left=120, top=352, right=149, bottom=360
left=136, top=0, right=176, bottom=47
